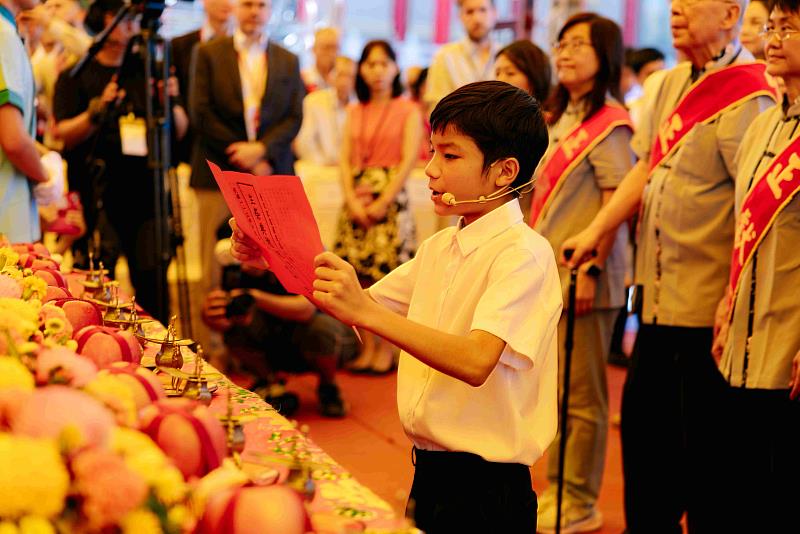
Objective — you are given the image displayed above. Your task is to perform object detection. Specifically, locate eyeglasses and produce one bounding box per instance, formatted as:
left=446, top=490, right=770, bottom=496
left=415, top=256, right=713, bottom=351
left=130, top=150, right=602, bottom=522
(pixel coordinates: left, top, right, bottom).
left=759, top=27, right=800, bottom=42
left=552, top=39, right=592, bottom=55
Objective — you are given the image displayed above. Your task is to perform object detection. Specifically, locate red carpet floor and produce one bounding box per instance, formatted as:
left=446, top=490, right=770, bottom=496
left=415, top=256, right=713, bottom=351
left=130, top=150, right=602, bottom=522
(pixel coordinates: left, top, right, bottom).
left=285, top=364, right=632, bottom=533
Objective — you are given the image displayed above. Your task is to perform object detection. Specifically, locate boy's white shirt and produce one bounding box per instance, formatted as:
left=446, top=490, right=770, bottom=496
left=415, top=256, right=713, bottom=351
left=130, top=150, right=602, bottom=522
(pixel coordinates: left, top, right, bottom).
left=368, top=199, right=562, bottom=465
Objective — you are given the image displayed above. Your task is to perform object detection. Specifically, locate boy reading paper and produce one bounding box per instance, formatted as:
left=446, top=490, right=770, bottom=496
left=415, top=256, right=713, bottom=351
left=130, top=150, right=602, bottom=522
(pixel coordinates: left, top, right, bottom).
left=231, top=81, right=559, bottom=532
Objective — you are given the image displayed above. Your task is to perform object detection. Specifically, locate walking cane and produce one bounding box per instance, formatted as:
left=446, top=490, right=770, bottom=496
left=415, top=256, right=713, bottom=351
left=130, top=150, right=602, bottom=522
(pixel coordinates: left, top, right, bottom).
left=555, top=251, right=579, bottom=534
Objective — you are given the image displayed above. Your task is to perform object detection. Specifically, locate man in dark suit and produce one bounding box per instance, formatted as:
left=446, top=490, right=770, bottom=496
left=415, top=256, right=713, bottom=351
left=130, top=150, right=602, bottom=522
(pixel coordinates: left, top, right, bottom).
left=189, top=0, right=304, bottom=317
left=170, top=0, right=233, bottom=164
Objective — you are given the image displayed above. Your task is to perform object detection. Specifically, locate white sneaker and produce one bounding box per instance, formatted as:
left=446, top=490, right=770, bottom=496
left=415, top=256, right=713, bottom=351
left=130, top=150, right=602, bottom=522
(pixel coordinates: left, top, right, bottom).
left=537, top=504, right=603, bottom=534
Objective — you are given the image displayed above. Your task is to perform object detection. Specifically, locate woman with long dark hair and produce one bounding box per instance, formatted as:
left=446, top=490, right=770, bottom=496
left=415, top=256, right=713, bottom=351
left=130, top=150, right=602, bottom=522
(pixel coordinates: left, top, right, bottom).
left=530, top=13, right=634, bottom=533
left=494, top=39, right=552, bottom=104
left=334, top=40, right=422, bottom=374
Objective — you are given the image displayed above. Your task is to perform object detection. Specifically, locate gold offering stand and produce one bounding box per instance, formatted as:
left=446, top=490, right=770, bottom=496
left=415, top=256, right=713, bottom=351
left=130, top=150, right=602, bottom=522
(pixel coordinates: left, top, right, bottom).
left=135, top=319, right=220, bottom=398
left=76, top=253, right=110, bottom=300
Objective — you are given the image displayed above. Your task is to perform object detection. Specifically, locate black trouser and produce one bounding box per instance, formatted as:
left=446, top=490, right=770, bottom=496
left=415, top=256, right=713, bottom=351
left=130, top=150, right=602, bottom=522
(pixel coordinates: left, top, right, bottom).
left=408, top=448, right=537, bottom=533
left=106, top=209, right=169, bottom=324
left=621, top=324, right=728, bottom=534
left=720, top=387, right=800, bottom=533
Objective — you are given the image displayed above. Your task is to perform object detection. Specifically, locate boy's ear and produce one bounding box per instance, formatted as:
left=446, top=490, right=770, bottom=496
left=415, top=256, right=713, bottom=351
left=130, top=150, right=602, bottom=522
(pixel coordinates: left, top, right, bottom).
left=493, top=157, right=520, bottom=188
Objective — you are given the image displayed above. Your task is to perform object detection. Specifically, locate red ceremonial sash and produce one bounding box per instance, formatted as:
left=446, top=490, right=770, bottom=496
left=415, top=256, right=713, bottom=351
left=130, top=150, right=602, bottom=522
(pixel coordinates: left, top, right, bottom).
left=649, top=62, right=777, bottom=172
left=529, top=105, right=633, bottom=226
left=728, top=134, right=800, bottom=316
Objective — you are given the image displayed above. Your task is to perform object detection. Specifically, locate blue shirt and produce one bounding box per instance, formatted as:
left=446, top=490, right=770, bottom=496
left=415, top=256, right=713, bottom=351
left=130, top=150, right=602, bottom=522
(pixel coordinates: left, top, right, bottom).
left=0, top=5, right=40, bottom=242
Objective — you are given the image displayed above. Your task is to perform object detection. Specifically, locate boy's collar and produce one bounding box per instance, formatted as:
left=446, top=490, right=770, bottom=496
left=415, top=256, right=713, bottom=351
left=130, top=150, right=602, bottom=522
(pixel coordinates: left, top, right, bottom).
left=455, top=199, right=523, bottom=256
left=0, top=4, right=16, bottom=28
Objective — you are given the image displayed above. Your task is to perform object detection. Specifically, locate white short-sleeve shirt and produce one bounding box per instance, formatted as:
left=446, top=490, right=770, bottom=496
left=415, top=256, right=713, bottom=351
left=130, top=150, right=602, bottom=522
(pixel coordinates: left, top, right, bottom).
left=368, top=199, right=562, bottom=465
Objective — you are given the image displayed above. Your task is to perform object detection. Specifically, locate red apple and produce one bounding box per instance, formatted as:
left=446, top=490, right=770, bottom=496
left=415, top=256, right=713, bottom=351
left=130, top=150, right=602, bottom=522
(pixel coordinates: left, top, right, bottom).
left=106, top=364, right=166, bottom=409
left=201, top=485, right=309, bottom=534
left=32, top=267, right=68, bottom=289
left=11, top=243, right=50, bottom=256
left=140, top=398, right=227, bottom=479
left=18, top=253, right=59, bottom=270
left=12, top=385, right=114, bottom=448
left=75, top=325, right=143, bottom=368
left=48, top=298, right=102, bottom=333
left=44, top=286, right=72, bottom=302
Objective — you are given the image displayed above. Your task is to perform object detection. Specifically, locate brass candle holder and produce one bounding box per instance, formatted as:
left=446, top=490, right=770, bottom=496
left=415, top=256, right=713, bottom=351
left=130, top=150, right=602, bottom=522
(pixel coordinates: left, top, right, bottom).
left=77, top=253, right=109, bottom=299
left=285, top=422, right=316, bottom=501
left=218, top=383, right=246, bottom=467
left=181, top=345, right=213, bottom=405
left=145, top=328, right=220, bottom=397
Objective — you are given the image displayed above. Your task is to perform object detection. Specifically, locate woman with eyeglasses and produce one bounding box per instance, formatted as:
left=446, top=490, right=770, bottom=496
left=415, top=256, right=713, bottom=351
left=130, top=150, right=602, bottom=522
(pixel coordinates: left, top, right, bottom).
left=529, top=13, right=634, bottom=534
left=711, top=1, right=800, bottom=530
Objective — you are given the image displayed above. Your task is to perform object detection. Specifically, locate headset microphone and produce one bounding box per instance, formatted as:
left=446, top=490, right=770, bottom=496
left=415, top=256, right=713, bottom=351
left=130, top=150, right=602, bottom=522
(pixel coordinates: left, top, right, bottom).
left=439, top=178, right=536, bottom=206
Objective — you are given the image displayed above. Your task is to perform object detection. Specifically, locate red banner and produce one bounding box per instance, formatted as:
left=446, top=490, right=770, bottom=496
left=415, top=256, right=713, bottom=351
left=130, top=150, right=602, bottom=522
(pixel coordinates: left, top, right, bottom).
left=393, top=0, right=408, bottom=41
left=530, top=105, right=633, bottom=227
left=649, top=63, right=777, bottom=173
left=728, top=134, right=800, bottom=316
left=434, top=0, right=450, bottom=44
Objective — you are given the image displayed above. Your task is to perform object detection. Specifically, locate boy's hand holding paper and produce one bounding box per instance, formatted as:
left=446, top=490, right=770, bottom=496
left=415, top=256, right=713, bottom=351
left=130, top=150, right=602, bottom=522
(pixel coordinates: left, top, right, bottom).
left=312, top=251, right=373, bottom=327
left=208, top=161, right=323, bottom=300
left=229, top=218, right=270, bottom=271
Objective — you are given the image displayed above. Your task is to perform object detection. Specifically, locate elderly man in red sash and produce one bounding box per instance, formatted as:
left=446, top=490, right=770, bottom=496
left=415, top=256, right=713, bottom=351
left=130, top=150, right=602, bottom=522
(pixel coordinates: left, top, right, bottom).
left=710, top=0, right=800, bottom=530
left=561, top=0, right=777, bottom=531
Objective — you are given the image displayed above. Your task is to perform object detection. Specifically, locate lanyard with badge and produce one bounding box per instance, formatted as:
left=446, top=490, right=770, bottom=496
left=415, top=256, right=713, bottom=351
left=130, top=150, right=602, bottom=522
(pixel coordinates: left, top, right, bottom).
left=238, top=46, right=268, bottom=140
left=119, top=112, right=148, bottom=156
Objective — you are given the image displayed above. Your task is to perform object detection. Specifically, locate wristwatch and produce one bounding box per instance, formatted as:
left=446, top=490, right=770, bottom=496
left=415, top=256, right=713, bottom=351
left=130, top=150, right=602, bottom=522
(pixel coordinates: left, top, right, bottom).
left=585, top=263, right=603, bottom=278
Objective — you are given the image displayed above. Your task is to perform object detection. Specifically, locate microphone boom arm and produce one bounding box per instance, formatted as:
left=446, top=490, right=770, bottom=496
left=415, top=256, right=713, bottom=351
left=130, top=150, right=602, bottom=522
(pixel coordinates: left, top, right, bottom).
left=441, top=178, right=536, bottom=206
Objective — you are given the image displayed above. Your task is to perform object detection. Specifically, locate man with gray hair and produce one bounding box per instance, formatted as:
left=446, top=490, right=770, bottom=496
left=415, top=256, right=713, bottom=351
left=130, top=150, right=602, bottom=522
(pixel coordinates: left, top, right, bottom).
left=561, top=0, right=776, bottom=531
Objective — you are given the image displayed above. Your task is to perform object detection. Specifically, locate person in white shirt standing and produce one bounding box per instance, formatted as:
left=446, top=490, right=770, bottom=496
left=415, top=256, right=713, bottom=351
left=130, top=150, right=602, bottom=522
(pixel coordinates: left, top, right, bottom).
left=301, top=26, right=340, bottom=92
left=232, top=81, right=560, bottom=533
left=423, top=0, right=499, bottom=112
left=294, top=55, right=355, bottom=165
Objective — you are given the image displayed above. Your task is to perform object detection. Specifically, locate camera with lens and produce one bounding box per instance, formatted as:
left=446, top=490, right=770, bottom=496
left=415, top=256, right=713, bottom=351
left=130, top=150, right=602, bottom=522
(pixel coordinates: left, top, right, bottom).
left=221, top=265, right=256, bottom=319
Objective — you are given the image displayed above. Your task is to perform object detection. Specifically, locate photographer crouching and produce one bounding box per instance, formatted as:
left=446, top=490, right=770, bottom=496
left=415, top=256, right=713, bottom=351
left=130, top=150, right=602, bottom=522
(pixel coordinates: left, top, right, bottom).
left=202, top=230, right=357, bottom=418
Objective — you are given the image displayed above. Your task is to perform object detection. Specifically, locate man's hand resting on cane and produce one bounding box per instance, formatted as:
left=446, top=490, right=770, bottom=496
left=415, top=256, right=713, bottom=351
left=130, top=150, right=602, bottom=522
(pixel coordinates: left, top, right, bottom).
left=561, top=223, right=603, bottom=269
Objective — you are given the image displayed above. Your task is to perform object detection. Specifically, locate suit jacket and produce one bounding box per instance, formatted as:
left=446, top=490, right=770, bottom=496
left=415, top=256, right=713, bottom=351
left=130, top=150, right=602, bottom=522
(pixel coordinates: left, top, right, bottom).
left=190, top=36, right=304, bottom=189
left=170, top=29, right=200, bottom=164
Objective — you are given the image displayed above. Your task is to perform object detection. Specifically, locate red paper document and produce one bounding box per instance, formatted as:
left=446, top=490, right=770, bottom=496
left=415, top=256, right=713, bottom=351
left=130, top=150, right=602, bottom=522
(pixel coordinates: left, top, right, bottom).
left=208, top=161, right=324, bottom=299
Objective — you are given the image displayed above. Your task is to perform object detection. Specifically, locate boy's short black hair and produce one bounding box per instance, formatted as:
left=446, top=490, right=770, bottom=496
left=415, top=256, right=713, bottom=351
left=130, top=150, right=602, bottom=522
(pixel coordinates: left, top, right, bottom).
left=769, top=0, right=800, bottom=13
left=430, top=80, right=548, bottom=194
